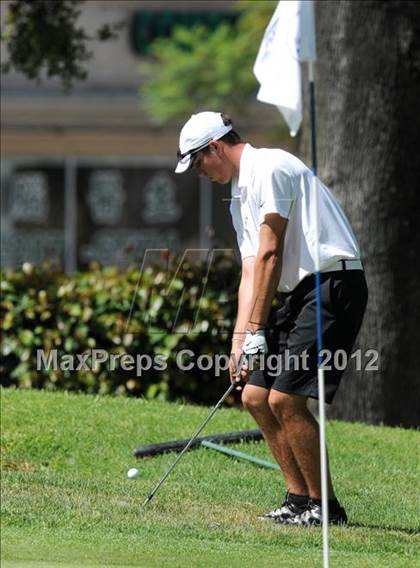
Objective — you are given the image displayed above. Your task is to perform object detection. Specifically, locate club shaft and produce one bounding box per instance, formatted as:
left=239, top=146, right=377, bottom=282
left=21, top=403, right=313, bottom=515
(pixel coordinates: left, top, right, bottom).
left=143, top=383, right=235, bottom=506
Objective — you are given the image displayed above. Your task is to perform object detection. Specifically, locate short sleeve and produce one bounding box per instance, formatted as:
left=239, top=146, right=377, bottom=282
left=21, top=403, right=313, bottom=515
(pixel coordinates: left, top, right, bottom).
left=238, top=228, right=255, bottom=259
left=230, top=196, right=256, bottom=259
left=258, top=168, right=296, bottom=224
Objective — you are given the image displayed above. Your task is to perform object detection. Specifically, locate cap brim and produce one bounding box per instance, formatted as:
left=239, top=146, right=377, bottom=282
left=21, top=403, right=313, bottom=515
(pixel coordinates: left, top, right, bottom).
left=175, top=155, right=192, bottom=174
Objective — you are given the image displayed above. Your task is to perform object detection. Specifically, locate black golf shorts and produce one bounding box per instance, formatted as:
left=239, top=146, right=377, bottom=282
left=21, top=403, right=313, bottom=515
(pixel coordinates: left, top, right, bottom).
left=248, top=270, right=368, bottom=404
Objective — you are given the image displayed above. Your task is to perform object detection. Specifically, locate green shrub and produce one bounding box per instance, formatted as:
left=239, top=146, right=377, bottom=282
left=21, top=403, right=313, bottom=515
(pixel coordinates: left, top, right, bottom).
left=1, top=254, right=242, bottom=403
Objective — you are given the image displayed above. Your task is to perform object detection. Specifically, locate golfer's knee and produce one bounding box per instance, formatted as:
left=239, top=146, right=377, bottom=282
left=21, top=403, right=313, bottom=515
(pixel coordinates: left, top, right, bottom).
left=241, top=385, right=270, bottom=415
left=268, top=390, right=307, bottom=422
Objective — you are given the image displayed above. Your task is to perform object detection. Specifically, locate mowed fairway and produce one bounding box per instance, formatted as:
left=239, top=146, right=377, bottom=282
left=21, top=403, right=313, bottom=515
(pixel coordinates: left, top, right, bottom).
left=1, top=389, right=419, bottom=568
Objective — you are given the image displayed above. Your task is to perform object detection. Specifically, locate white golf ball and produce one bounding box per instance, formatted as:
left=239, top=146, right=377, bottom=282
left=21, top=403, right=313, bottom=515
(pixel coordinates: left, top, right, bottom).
left=127, top=467, right=139, bottom=479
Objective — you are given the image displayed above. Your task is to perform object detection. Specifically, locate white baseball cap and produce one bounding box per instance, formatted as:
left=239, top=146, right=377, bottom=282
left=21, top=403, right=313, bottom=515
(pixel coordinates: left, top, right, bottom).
left=175, top=112, right=233, bottom=173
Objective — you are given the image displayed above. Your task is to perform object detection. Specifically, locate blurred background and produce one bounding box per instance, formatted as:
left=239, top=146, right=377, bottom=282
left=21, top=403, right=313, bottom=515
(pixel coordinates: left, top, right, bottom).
left=1, top=0, right=289, bottom=271
left=1, top=0, right=419, bottom=427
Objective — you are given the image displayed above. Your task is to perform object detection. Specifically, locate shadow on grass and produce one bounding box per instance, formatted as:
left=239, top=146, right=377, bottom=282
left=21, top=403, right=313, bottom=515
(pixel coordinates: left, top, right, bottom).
left=348, top=522, right=419, bottom=536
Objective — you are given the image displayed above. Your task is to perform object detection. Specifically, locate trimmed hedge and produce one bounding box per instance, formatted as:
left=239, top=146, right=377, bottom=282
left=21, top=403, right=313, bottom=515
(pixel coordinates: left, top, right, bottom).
left=1, top=255, right=242, bottom=404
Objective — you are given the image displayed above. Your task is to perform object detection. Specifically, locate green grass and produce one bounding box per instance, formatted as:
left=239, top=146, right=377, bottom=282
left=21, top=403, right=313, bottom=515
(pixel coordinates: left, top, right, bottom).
left=1, top=388, right=419, bottom=568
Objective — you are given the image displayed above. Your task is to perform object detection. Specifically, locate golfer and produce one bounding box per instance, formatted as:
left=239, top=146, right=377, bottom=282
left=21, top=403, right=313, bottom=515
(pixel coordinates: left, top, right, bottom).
left=175, top=112, right=368, bottom=526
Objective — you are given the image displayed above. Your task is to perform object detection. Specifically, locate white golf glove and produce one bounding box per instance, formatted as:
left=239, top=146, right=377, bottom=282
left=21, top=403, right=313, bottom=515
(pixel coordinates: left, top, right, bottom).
left=242, top=329, right=268, bottom=355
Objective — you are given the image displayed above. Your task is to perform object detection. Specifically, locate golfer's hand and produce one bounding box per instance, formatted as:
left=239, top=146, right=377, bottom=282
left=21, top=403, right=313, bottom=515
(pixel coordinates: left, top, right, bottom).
left=229, top=343, right=248, bottom=390
left=242, top=330, right=268, bottom=356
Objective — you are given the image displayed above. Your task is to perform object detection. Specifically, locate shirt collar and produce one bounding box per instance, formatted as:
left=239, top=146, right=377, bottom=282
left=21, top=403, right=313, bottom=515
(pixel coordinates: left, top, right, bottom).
left=237, top=143, right=256, bottom=189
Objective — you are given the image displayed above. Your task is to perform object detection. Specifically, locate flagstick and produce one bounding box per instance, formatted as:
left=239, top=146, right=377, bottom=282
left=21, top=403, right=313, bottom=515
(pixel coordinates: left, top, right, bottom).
left=308, top=60, right=329, bottom=568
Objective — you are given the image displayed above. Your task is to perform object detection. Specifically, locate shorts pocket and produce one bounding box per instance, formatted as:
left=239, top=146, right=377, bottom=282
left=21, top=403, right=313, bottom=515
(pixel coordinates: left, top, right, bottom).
left=275, top=296, right=293, bottom=326
left=329, top=275, right=345, bottom=315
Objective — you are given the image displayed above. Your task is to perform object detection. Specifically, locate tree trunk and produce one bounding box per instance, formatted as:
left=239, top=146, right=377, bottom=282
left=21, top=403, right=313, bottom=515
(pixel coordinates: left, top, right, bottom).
left=304, top=1, right=420, bottom=427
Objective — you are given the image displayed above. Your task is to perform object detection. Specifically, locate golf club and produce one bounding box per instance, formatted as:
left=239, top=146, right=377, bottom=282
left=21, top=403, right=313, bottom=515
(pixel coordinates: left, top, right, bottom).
left=142, top=382, right=235, bottom=506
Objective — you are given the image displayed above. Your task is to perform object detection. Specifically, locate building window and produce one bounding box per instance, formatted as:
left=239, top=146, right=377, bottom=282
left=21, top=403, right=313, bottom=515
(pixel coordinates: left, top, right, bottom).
left=131, top=10, right=238, bottom=55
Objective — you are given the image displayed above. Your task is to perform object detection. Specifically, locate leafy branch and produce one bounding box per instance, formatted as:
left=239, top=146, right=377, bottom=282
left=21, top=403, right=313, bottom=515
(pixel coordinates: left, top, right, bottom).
left=141, top=1, right=277, bottom=123
left=1, top=0, right=122, bottom=91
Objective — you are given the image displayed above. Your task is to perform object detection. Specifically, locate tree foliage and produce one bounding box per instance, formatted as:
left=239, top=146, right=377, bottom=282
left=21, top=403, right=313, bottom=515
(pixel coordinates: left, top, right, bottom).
left=141, top=1, right=277, bottom=123
left=1, top=0, right=120, bottom=90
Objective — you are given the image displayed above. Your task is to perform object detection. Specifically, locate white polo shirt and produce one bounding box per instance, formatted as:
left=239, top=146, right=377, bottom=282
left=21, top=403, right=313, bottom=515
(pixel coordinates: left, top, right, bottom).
left=230, top=144, right=361, bottom=292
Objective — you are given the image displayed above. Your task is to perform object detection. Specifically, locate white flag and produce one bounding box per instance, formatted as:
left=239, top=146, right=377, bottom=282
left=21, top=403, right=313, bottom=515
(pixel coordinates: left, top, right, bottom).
left=253, top=0, right=316, bottom=137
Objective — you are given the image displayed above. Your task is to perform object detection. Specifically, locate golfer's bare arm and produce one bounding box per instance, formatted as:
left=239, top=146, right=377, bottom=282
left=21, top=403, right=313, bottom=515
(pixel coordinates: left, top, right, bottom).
left=248, top=213, right=288, bottom=332
left=232, top=256, right=256, bottom=345
left=232, top=213, right=287, bottom=341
